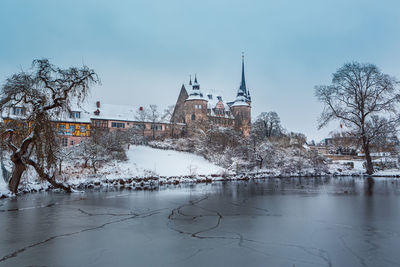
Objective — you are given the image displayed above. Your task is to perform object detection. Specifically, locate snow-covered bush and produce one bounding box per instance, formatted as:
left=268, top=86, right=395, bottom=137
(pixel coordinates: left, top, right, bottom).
left=74, top=128, right=137, bottom=173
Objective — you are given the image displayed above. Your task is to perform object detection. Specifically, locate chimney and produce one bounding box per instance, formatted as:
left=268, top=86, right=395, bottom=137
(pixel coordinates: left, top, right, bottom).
left=96, top=101, right=100, bottom=108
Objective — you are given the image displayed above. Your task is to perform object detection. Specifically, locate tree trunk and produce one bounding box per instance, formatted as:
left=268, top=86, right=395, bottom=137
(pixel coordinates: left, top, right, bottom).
left=43, top=174, right=71, bottom=193
left=362, top=138, right=374, bottom=175
left=92, top=161, right=97, bottom=174
left=6, top=132, right=32, bottom=194
left=26, top=159, right=71, bottom=193
left=59, top=160, right=63, bottom=175
left=8, top=161, right=26, bottom=194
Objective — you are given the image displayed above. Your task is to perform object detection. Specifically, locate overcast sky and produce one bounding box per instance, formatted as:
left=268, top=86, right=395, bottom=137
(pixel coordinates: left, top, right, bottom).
left=1, top=0, right=400, bottom=142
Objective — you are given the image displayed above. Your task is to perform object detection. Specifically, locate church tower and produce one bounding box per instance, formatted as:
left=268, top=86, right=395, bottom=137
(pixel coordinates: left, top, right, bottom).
left=231, top=55, right=251, bottom=136
left=183, top=75, right=208, bottom=132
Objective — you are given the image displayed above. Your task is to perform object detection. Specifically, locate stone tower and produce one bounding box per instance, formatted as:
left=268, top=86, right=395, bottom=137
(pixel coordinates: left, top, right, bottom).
left=231, top=55, right=251, bottom=136
left=183, top=75, right=208, bottom=132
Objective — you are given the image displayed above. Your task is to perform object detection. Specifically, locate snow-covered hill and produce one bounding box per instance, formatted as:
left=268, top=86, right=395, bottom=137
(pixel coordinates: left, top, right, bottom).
left=123, top=145, right=226, bottom=176
left=62, top=145, right=227, bottom=181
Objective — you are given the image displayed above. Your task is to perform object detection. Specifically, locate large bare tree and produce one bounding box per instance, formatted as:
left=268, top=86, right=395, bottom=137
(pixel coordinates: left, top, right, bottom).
left=315, top=62, right=400, bottom=174
left=252, top=111, right=282, bottom=140
left=0, top=59, right=99, bottom=193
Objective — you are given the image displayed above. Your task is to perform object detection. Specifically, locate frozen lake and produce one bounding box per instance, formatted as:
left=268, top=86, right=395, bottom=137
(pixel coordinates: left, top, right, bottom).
left=1, top=177, right=400, bottom=267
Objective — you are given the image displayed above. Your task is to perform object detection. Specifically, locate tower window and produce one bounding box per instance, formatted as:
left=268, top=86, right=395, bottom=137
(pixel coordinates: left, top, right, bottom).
left=191, top=114, right=196, bottom=121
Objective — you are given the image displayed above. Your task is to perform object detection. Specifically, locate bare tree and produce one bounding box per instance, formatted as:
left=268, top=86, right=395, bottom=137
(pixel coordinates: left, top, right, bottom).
left=161, top=105, right=175, bottom=122
left=254, top=141, right=275, bottom=169
left=148, top=104, right=160, bottom=139
left=121, top=127, right=148, bottom=146
left=315, top=62, right=400, bottom=174
left=0, top=59, right=99, bottom=193
left=76, top=134, right=107, bottom=173
left=56, top=146, right=75, bottom=175
left=162, top=104, right=182, bottom=137
left=252, top=112, right=282, bottom=140
left=76, top=128, right=132, bottom=173
left=135, top=106, right=149, bottom=122
left=135, top=106, right=149, bottom=136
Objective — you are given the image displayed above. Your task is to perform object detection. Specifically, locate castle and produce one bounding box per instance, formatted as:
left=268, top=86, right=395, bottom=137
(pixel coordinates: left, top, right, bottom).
left=171, top=56, right=252, bottom=136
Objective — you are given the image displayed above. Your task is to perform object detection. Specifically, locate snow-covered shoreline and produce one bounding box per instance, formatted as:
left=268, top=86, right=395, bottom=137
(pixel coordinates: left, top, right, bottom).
left=2, top=171, right=400, bottom=199
left=2, top=145, right=400, bottom=199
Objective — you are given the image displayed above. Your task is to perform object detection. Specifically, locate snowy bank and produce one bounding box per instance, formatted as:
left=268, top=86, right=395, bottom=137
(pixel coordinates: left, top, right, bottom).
left=0, top=177, right=10, bottom=198
left=3, top=145, right=400, bottom=198
left=2, top=145, right=230, bottom=197
left=0, top=161, right=11, bottom=198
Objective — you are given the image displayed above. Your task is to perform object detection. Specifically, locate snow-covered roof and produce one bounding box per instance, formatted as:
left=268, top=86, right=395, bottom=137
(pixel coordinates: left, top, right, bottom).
left=57, top=109, right=91, bottom=123
left=187, top=89, right=205, bottom=101
left=1, top=108, right=27, bottom=121
left=1, top=106, right=92, bottom=124
left=231, top=94, right=250, bottom=107
left=86, top=103, right=137, bottom=122
left=186, top=94, right=205, bottom=101
left=204, top=92, right=235, bottom=119
left=0, top=99, right=173, bottom=124
left=185, top=79, right=206, bottom=101
left=79, top=100, right=171, bottom=124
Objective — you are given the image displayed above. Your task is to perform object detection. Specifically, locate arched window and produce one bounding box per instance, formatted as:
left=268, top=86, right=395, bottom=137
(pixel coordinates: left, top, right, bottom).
left=191, top=114, right=196, bottom=121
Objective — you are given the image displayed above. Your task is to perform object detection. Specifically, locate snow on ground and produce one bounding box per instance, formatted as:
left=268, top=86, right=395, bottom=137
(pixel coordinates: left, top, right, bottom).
left=59, top=145, right=228, bottom=182
left=0, top=168, right=10, bottom=198
left=330, top=159, right=400, bottom=176
left=0, top=178, right=8, bottom=197
left=333, top=160, right=364, bottom=171
left=124, top=145, right=226, bottom=176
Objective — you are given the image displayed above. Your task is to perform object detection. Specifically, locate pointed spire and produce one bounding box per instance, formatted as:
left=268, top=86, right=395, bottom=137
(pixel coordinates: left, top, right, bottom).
left=188, top=74, right=203, bottom=99
left=189, top=75, right=192, bottom=86
left=240, top=52, right=247, bottom=95
left=192, top=74, right=200, bottom=90
left=233, top=53, right=250, bottom=107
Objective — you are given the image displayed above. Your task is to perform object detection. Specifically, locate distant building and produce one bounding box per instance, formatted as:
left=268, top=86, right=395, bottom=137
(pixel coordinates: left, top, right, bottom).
left=171, top=56, right=252, bottom=136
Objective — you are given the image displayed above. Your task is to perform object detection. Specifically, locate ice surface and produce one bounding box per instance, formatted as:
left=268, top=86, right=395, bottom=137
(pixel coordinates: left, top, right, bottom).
left=1, top=177, right=400, bottom=266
